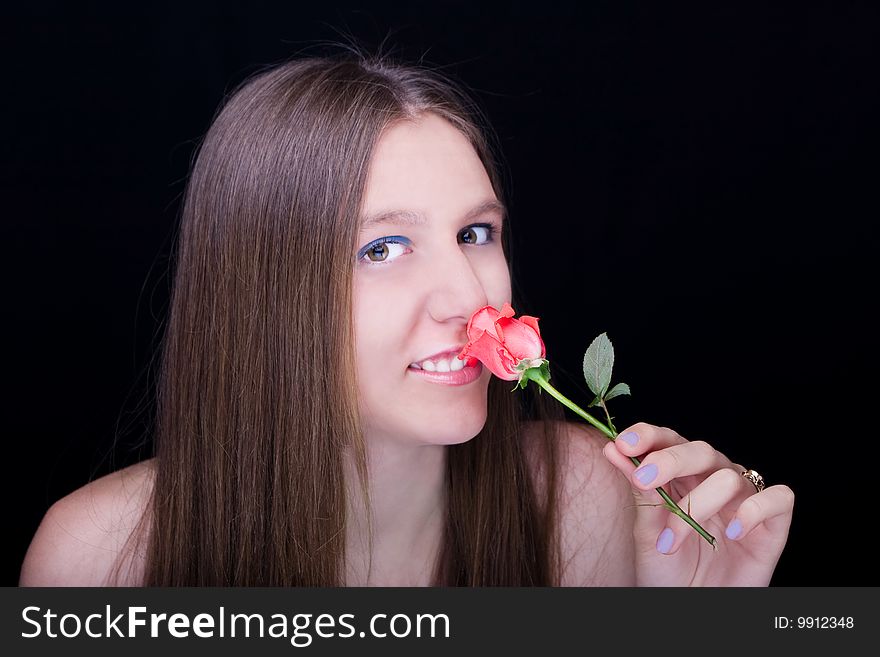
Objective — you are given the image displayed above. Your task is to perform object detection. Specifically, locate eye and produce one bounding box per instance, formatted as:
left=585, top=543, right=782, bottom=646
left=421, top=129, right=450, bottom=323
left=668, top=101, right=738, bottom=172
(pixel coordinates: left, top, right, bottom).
left=460, top=224, right=496, bottom=245
left=358, top=238, right=411, bottom=265
left=356, top=222, right=500, bottom=267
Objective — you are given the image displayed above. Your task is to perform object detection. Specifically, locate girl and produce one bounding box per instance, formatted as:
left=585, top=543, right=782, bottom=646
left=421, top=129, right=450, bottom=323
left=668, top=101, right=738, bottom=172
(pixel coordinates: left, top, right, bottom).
left=19, top=51, right=793, bottom=587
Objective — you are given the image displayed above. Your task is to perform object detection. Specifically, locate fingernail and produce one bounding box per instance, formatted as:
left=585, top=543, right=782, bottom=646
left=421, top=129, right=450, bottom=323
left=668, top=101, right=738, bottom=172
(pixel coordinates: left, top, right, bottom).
left=619, top=431, right=639, bottom=446
left=725, top=518, right=743, bottom=540
left=656, top=528, right=675, bottom=554
left=634, top=463, right=658, bottom=485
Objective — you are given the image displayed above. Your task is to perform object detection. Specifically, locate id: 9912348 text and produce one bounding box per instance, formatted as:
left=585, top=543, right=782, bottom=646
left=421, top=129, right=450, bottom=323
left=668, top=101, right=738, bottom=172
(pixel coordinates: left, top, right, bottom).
left=774, top=616, right=854, bottom=629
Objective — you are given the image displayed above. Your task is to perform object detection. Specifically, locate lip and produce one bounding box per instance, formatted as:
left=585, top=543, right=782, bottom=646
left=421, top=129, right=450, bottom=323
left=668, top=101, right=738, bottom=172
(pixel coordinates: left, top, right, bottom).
left=407, top=360, right=483, bottom=386
left=410, top=345, right=467, bottom=364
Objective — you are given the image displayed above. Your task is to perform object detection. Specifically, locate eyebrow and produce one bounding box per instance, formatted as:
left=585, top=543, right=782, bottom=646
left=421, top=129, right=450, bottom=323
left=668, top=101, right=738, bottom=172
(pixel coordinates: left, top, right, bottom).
left=359, top=199, right=507, bottom=229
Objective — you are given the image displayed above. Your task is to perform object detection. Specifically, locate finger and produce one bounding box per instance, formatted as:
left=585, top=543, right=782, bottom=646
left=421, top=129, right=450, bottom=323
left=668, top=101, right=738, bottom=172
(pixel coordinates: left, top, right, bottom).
left=611, top=423, right=687, bottom=500
left=602, top=440, right=669, bottom=541
left=603, top=441, right=666, bottom=504
left=724, top=484, right=796, bottom=543
left=604, top=434, right=731, bottom=546
left=653, top=467, right=753, bottom=554
left=614, top=423, right=688, bottom=458
left=628, top=439, right=726, bottom=493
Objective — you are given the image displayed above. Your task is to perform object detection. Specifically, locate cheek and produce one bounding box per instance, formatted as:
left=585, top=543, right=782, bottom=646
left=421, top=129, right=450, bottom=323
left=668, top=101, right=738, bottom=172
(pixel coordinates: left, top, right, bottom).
left=482, top=255, right=512, bottom=307
left=353, top=282, right=412, bottom=374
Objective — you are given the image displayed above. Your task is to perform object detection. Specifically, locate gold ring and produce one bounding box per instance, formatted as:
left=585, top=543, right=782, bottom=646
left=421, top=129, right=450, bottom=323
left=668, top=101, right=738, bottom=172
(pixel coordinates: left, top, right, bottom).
left=741, top=469, right=765, bottom=493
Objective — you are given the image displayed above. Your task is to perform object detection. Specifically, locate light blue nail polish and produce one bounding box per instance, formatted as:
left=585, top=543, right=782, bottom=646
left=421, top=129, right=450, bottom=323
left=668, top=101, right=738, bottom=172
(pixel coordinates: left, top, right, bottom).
left=656, top=528, right=674, bottom=554
left=619, top=431, right=639, bottom=446
left=726, top=518, right=743, bottom=540
left=634, top=463, right=658, bottom=485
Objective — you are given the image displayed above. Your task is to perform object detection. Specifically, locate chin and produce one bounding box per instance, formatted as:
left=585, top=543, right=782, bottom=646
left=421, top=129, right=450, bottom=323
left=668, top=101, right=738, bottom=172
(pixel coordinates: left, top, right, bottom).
left=422, top=412, right=487, bottom=446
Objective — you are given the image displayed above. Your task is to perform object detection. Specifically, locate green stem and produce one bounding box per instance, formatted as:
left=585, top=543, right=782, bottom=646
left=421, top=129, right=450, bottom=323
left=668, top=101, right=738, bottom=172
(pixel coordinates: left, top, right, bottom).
left=599, top=399, right=618, bottom=435
left=523, top=367, right=718, bottom=549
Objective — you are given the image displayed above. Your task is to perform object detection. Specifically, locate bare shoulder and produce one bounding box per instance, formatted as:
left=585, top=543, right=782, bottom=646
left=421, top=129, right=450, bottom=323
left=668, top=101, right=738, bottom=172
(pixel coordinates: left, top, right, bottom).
left=19, top=458, right=156, bottom=586
left=523, top=420, right=636, bottom=586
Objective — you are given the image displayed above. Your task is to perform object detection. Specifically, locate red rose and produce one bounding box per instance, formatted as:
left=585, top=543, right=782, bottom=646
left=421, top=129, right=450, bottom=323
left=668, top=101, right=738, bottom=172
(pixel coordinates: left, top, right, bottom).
left=456, top=302, right=546, bottom=381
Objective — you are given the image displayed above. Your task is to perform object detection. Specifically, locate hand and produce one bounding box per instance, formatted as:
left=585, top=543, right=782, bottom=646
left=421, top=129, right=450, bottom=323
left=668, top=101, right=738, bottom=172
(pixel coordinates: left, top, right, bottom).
left=602, top=422, right=795, bottom=586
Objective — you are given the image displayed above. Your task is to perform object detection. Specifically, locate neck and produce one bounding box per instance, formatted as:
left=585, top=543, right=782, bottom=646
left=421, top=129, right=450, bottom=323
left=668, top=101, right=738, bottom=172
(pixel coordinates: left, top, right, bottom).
left=343, top=438, right=447, bottom=586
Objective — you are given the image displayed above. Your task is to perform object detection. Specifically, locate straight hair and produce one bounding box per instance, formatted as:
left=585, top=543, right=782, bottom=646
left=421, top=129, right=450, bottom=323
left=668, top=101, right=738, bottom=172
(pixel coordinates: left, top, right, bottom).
left=110, top=50, right=568, bottom=586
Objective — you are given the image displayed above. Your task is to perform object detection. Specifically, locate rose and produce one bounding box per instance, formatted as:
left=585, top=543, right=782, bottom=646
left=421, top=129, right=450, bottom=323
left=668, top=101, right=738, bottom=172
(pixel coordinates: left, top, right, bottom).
left=456, top=302, right=548, bottom=383
left=458, top=302, right=718, bottom=548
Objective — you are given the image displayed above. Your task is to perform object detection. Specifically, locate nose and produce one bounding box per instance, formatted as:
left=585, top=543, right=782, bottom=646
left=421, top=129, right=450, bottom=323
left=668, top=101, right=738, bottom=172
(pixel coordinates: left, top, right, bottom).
left=426, top=247, right=489, bottom=324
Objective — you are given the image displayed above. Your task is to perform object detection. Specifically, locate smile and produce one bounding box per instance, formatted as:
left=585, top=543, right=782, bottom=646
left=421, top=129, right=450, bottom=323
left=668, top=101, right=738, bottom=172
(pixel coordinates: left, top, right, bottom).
left=407, top=360, right=483, bottom=386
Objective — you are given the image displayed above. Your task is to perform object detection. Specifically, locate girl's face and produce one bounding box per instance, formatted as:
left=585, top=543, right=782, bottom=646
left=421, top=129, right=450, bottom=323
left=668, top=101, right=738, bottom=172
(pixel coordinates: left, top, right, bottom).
left=353, top=113, right=512, bottom=447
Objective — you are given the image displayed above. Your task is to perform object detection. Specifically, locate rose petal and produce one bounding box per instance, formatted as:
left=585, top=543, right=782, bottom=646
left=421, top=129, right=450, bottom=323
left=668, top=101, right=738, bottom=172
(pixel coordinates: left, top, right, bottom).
left=519, top=315, right=541, bottom=337
left=466, top=305, right=502, bottom=341
left=495, top=346, right=519, bottom=377
left=495, top=316, right=546, bottom=360
left=498, top=302, right=516, bottom=319
left=493, top=317, right=505, bottom=343
left=460, top=329, right=519, bottom=380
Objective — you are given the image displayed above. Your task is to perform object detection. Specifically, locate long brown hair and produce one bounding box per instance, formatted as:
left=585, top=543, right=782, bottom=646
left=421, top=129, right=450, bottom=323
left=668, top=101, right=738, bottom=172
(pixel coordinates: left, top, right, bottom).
left=111, top=48, right=567, bottom=586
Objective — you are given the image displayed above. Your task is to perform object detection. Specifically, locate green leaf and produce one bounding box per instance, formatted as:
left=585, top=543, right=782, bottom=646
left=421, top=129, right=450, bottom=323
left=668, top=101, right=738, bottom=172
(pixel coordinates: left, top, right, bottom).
left=536, top=360, right=551, bottom=383
left=583, top=333, right=614, bottom=397
left=587, top=394, right=601, bottom=408
left=604, top=382, right=631, bottom=402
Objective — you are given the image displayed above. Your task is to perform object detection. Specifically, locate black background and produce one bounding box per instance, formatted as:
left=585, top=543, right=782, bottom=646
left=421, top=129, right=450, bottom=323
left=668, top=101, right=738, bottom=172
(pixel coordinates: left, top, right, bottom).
left=4, top=2, right=877, bottom=586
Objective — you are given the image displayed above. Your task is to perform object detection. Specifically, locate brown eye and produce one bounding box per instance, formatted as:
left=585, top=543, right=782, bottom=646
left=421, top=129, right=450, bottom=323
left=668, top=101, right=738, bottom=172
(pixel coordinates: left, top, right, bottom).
left=366, top=242, right=390, bottom=262
left=358, top=239, right=409, bottom=265
left=460, top=225, right=493, bottom=245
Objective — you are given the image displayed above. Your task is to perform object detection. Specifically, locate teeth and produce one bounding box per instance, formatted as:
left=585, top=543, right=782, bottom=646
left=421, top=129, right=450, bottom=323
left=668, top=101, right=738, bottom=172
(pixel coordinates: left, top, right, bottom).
left=409, top=355, right=466, bottom=372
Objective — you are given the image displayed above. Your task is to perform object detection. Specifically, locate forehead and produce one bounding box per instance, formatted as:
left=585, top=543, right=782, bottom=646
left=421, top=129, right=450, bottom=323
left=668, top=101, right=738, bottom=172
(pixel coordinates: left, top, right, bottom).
left=359, top=114, right=498, bottom=226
